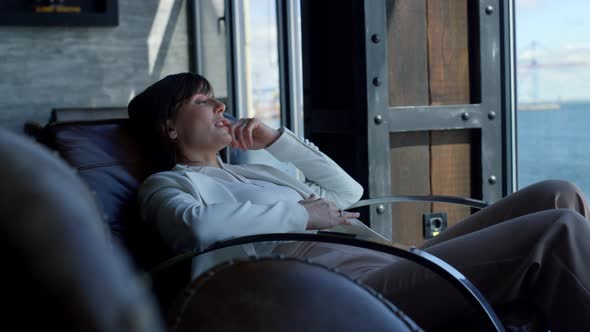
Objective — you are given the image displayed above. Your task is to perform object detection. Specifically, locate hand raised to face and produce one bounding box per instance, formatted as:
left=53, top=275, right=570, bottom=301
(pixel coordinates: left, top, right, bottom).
left=299, top=194, right=361, bottom=230
left=227, top=117, right=281, bottom=151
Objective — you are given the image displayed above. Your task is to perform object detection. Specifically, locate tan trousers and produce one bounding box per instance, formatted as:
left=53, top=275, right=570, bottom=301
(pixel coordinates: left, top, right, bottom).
left=275, top=180, right=590, bottom=331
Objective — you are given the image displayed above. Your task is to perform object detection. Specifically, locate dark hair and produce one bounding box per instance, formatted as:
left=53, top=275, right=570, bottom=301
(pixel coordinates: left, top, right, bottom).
left=128, top=73, right=212, bottom=171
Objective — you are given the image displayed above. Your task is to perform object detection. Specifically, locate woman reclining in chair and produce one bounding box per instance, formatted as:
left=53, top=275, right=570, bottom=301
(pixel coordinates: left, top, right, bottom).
left=129, top=72, right=590, bottom=331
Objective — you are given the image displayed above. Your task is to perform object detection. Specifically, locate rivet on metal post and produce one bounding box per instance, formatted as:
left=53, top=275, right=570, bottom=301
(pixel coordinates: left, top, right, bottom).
left=371, top=34, right=381, bottom=43
left=376, top=204, right=385, bottom=214
left=372, top=77, right=382, bottom=87
left=488, top=175, right=497, bottom=185
left=488, top=111, right=496, bottom=120
left=374, top=115, right=383, bottom=125
left=461, top=112, right=470, bottom=121
left=485, top=5, right=494, bottom=15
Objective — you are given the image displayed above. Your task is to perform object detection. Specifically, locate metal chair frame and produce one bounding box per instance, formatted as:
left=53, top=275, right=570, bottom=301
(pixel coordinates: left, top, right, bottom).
left=151, top=195, right=504, bottom=332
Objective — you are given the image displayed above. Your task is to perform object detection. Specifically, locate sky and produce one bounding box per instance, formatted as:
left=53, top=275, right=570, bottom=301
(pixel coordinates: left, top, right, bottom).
left=244, top=0, right=590, bottom=103
left=516, top=0, right=590, bottom=103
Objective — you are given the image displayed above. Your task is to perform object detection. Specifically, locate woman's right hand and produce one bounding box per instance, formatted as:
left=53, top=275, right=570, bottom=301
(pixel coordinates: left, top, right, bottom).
left=299, top=194, right=360, bottom=230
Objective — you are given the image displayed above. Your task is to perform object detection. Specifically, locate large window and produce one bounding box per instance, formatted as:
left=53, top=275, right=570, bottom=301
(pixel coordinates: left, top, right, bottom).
left=230, top=0, right=282, bottom=129
left=194, top=0, right=229, bottom=102
left=516, top=0, right=590, bottom=193
left=192, top=0, right=281, bottom=130
left=192, top=0, right=302, bottom=172
left=244, top=0, right=282, bottom=129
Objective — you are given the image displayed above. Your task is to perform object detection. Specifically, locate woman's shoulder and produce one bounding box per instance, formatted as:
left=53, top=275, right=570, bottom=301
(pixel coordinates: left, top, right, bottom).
left=226, top=162, right=278, bottom=172
left=144, top=168, right=187, bottom=182
left=224, top=162, right=293, bottom=181
left=140, top=167, right=205, bottom=192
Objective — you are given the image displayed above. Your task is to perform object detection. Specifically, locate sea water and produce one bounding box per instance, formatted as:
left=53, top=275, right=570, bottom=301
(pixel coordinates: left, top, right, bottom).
left=518, top=101, right=590, bottom=195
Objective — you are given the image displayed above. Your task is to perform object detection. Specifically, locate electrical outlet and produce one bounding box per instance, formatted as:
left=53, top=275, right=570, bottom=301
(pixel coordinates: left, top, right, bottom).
left=423, top=212, right=448, bottom=239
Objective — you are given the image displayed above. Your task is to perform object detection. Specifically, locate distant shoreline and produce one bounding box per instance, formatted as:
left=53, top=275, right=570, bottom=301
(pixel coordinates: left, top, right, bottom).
left=518, top=103, right=561, bottom=111
left=518, top=100, right=590, bottom=112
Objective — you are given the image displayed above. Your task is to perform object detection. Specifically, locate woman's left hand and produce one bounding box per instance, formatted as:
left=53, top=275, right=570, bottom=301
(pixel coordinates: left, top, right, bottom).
left=229, top=117, right=281, bottom=151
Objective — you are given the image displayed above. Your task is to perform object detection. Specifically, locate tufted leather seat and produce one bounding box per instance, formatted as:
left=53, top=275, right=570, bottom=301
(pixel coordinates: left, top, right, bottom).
left=33, top=118, right=191, bottom=312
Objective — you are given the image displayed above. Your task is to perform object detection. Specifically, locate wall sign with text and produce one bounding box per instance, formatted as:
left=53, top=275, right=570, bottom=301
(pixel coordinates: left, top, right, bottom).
left=0, top=0, right=118, bottom=26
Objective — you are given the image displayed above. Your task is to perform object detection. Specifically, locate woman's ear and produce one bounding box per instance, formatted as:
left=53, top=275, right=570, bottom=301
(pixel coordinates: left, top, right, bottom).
left=166, top=120, right=177, bottom=139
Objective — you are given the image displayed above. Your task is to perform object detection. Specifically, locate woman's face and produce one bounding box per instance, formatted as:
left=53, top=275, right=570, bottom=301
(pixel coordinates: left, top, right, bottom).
left=167, top=92, right=232, bottom=155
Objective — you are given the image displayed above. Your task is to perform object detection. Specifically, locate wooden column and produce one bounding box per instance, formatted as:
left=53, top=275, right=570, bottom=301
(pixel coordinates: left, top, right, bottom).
left=387, top=0, right=431, bottom=245
left=427, top=0, right=472, bottom=226
left=427, top=0, right=471, bottom=105
left=387, top=0, right=474, bottom=245
left=387, top=0, right=429, bottom=107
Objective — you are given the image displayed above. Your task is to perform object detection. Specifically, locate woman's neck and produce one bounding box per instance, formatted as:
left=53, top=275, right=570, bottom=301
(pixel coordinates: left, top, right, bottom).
left=178, top=151, right=220, bottom=168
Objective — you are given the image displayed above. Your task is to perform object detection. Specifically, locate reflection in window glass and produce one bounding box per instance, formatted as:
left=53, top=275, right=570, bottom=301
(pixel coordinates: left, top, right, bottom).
left=198, top=0, right=228, bottom=100
left=516, top=0, right=590, bottom=194
left=245, top=0, right=281, bottom=129
left=232, top=0, right=294, bottom=176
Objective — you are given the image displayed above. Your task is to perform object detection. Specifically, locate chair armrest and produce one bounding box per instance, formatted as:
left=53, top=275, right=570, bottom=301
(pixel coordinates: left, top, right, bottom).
left=350, top=195, right=489, bottom=210
left=150, top=233, right=504, bottom=332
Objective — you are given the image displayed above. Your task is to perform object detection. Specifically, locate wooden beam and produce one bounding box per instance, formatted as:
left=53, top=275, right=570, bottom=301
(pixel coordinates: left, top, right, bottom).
left=427, top=0, right=471, bottom=105
left=427, top=0, right=472, bottom=226
left=387, top=0, right=429, bottom=107
left=430, top=130, right=473, bottom=226
left=387, top=0, right=431, bottom=245
left=390, top=132, right=431, bottom=245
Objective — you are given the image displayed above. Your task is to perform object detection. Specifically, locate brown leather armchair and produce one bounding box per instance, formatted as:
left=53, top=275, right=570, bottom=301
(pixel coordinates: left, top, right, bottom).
left=19, top=112, right=505, bottom=331
left=6, top=121, right=428, bottom=332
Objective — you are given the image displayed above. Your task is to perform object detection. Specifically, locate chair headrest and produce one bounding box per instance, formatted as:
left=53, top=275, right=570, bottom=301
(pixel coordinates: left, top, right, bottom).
left=40, top=119, right=150, bottom=241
